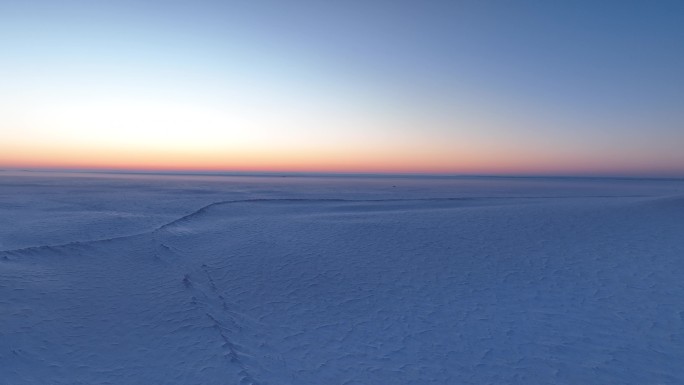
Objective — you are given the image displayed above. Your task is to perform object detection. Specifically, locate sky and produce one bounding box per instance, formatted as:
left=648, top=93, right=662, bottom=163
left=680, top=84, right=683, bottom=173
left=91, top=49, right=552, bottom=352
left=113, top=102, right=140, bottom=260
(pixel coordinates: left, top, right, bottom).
left=1, top=0, right=683, bottom=176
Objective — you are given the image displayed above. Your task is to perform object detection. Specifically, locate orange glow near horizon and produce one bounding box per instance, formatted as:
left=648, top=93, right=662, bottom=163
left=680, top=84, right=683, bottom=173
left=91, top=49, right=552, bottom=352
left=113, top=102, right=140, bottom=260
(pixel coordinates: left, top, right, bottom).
left=3, top=50, right=682, bottom=178
left=3, top=71, right=682, bottom=177
left=3, top=137, right=674, bottom=176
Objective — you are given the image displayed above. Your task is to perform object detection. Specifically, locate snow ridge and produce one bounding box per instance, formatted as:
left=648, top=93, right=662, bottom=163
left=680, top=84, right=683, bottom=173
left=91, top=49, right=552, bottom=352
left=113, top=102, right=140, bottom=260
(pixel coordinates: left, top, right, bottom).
left=1, top=195, right=645, bottom=255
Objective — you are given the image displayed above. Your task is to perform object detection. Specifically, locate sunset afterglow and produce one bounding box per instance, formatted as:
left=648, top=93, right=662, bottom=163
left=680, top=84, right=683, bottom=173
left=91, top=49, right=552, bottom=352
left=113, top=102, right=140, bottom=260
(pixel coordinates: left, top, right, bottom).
left=2, top=1, right=683, bottom=176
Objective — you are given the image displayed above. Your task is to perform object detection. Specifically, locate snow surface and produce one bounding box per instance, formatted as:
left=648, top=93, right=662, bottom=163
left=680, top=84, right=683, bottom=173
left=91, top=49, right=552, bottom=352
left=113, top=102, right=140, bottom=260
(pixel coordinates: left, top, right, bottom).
left=1, top=171, right=684, bottom=384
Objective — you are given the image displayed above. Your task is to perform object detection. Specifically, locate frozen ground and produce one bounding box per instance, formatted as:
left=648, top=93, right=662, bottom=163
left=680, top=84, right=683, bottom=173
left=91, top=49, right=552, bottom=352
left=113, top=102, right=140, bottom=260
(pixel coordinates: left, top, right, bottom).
left=1, top=171, right=683, bottom=384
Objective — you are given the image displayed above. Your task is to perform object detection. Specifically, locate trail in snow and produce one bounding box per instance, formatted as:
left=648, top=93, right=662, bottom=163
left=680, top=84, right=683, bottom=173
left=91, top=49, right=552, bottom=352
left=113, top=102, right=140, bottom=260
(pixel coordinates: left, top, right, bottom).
left=2, top=195, right=648, bottom=254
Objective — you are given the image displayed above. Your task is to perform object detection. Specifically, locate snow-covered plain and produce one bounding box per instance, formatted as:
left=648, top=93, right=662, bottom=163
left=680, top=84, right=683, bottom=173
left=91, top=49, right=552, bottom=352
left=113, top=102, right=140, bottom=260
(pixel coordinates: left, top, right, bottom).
left=1, top=171, right=683, bottom=384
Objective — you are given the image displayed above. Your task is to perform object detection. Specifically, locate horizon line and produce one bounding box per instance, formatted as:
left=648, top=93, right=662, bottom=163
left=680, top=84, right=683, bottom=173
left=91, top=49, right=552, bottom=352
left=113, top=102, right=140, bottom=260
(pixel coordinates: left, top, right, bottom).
left=2, top=167, right=683, bottom=182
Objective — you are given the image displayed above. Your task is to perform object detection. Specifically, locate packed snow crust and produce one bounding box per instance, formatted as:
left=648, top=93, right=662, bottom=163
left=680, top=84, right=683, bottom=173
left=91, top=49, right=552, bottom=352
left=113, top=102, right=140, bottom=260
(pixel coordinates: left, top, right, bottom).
left=1, top=171, right=683, bottom=384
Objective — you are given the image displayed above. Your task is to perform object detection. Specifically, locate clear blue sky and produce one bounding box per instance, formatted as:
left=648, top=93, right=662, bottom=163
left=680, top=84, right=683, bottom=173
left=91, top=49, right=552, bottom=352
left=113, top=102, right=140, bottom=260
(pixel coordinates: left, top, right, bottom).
left=2, top=0, right=683, bottom=176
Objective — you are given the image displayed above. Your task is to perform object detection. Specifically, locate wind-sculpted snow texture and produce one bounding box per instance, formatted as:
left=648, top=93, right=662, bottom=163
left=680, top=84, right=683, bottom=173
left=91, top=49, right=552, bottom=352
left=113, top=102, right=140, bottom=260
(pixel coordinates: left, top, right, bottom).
left=1, top=171, right=684, bottom=384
